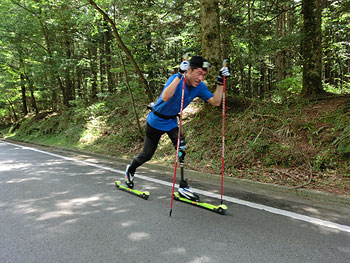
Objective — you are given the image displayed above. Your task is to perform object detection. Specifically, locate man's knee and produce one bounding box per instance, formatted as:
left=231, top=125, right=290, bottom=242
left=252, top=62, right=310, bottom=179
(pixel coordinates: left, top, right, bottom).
left=135, top=150, right=154, bottom=165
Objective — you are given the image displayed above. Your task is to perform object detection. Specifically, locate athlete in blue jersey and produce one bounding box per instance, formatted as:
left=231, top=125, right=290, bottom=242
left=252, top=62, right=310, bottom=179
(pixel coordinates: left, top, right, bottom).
left=125, top=56, right=230, bottom=199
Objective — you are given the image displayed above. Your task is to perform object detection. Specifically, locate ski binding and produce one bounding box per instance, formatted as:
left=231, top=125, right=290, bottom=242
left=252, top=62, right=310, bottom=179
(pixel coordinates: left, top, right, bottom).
left=173, top=192, right=227, bottom=215
left=115, top=181, right=150, bottom=200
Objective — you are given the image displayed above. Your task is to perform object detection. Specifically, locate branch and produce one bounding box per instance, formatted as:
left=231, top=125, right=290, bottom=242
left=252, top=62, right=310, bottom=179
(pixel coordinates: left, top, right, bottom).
left=253, top=127, right=264, bottom=144
left=11, top=0, right=37, bottom=16
left=160, top=0, right=187, bottom=20
left=292, top=159, right=314, bottom=189
left=11, top=0, right=52, bottom=54
left=261, top=3, right=302, bottom=26
left=88, top=0, right=153, bottom=101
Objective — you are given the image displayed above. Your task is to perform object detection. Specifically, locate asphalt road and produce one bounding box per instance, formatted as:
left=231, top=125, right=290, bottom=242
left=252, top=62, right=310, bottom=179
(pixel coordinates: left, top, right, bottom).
left=1, top=141, right=349, bottom=263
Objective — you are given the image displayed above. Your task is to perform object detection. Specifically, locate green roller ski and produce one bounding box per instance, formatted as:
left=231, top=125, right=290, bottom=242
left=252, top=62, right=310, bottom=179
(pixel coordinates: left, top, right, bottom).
left=115, top=181, right=150, bottom=200
left=173, top=192, right=227, bottom=215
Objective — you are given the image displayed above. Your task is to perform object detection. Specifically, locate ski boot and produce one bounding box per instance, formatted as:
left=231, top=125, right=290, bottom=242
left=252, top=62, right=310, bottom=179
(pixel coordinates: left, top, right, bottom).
left=125, top=165, right=134, bottom=189
left=178, top=179, right=200, bottom=202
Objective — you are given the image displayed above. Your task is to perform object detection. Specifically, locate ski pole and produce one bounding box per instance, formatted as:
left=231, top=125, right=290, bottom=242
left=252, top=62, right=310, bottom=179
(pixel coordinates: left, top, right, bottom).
left=221, top=59, right=227, bottom=205
left=169, top=53, right=189, bottom=217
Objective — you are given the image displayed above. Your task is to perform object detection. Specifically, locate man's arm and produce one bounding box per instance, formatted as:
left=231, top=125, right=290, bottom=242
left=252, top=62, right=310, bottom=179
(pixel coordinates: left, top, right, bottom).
left=207, top=84, right=223, bottom=106
left=162, top=61, right=189, bottom=102
left=207, top=66, right=230, bottom=106
left=161, top=75, right=181, bottom=102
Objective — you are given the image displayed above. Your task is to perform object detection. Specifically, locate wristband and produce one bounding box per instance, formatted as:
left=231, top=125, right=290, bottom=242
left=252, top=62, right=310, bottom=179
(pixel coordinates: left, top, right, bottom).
left=217, top=76, right=223, bottom=85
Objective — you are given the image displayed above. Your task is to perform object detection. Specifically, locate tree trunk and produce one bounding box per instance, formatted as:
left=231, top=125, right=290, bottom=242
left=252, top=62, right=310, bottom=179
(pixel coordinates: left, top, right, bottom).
left=25, top=74, right=39, bottom=115
left=145, top=0, right=155, bottom=96
left=29, top=88, right=39, bottom=115
left=286, top=4, right=294, bottom=77
left=346, top=44, right=350, bottom=83
left=51, top=86, right=58, bottom=112
left=247, top=0, right=252, bottom=97
left=8, top=99, right=18, bottom=122
left=64, top=39, right=74, bottom=106
left=76, top=66, right=83, bottom=99
left=88, top=46, right=98, bottom=101
left=276, top=4, right=287, bottom=83
left=300, top=0, right=325, bottom=97
left=99, top=45, right=105, bottom=93
left=20, top=73, right=28, bottom=116
left=118, top=50, right=144, bottom=139
left=200, top=0, right=221, bottom=85
left=103, top=20, right=114, bottom=93
left=259, top=63, right=267, bottom=99
left=220, top=0, right=230, bottom=60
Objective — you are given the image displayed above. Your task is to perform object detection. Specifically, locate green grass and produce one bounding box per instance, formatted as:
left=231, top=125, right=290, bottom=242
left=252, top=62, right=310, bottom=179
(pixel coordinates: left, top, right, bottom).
left=3, top=92, right=350, bottom=196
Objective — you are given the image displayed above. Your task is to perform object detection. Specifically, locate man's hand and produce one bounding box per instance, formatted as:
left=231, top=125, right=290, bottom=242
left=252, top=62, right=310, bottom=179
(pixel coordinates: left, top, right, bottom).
left=217, top=67, right=230, bottom=85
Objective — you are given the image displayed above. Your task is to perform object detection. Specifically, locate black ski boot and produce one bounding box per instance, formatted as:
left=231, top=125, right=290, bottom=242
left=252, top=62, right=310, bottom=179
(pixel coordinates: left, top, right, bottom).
left=125, top=165, right=134, bottom=188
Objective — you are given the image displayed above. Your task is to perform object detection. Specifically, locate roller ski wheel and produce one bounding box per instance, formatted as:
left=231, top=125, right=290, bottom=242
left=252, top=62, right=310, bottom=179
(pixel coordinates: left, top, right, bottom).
left=115, top=181, right=150, bottom=200
left=142, top=193, right=149, bottom=200
left=215, top=206, right=227, bottom=215
left=173, top=192, right=227, bottom=215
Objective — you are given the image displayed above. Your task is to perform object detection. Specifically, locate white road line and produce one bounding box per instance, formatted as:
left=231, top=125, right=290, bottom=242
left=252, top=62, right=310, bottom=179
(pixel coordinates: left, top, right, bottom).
left=2, top=140, right=350, bottom=233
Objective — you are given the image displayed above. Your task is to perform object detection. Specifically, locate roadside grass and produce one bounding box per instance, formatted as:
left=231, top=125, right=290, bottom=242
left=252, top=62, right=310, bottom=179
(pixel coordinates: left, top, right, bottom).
left=3, top=91, right=350, bottom=196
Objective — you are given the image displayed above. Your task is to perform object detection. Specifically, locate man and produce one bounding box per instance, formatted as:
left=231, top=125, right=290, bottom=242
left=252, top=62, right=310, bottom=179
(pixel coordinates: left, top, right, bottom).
left=125, top=55, right=230, bottom=200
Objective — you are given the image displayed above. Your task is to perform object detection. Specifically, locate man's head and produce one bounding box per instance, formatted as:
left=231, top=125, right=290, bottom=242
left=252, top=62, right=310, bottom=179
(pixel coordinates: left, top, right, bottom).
left=186, top=56, right=211, bottom=87
left=189, top=56, right=211, bottom=71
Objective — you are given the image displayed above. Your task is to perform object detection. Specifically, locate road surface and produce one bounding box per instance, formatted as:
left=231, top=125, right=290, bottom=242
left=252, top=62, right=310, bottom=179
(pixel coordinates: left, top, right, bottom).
left=0, top=141, right=349, bottom=263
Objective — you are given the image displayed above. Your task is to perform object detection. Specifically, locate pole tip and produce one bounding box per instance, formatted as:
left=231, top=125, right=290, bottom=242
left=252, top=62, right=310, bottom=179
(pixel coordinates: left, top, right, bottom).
left=169, top=209, right=172, bottom=217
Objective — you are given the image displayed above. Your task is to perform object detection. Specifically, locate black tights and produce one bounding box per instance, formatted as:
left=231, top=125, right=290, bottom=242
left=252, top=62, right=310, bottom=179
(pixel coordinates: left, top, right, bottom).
left=128, top=123, right=184, bottom=174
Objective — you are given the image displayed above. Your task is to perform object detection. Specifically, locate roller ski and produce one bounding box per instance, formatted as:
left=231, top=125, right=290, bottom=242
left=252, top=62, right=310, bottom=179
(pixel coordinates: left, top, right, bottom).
left=173, top=145, right=227, bottom=215
left=115, top=181, right=149, bottom=200
left=114, top=165, right=149, bottom=200
left=174, top=169, right=227, bottom=215
left=174, top=192, right=227, bottom=215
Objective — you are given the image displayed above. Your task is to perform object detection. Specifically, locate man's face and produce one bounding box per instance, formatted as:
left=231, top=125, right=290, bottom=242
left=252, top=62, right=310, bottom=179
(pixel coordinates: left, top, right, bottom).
left=186, top=67, right=208, bottom=87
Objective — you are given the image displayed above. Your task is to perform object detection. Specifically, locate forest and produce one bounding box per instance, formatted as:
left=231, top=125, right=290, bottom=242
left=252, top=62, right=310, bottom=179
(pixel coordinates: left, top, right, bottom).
left=0, top=0, right=350, bottom=195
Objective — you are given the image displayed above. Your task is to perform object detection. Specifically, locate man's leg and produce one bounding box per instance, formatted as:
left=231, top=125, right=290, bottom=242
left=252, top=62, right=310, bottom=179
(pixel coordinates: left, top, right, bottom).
left=128, top=123, right=164, bottom=175
left=167, top=127, right=199, bottom=201
left=167, top=127, right=187, bottom=188
left=167, top=126, right=185, bottom=151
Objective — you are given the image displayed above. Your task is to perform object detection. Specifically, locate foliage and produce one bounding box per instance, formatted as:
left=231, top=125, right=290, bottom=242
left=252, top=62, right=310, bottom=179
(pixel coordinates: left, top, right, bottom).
left=273, top=74, right=303, bottom=102
left=8, top=89, right=146, bottom=151
left=0, top=0, right=349, bottom=124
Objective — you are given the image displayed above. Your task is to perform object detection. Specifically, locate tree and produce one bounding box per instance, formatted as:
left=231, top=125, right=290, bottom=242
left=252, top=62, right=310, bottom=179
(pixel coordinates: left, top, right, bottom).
left=1, top=0, right=350, bottom=126
left=88, top=0, right=154, bottom=102
left=200, top=0, right=221, bottom=83
left=300, top=0, right=326, bottom=97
